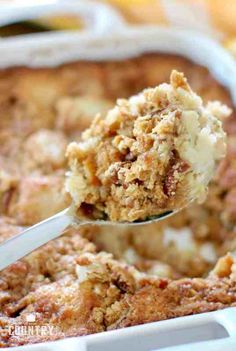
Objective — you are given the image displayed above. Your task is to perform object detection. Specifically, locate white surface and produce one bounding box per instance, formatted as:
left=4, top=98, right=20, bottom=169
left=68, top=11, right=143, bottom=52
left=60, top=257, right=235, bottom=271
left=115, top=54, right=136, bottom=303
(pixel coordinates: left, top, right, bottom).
left=0, top=1, right=236, bottom=350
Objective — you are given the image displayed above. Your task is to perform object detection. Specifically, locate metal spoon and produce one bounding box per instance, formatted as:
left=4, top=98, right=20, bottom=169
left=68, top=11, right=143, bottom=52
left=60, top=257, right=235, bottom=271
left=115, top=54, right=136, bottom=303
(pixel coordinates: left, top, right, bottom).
left=0, top=205, right=176, bottom=271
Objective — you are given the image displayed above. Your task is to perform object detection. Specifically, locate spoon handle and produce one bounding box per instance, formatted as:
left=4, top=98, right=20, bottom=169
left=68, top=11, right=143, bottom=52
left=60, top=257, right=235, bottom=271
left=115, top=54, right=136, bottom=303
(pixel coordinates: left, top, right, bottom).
left=0, top=208, right=73, bottom=271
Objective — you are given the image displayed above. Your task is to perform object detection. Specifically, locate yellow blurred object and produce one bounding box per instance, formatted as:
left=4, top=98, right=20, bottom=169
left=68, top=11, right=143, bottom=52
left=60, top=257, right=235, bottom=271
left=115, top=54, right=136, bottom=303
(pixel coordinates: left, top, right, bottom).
left=102, top=0, right=167, bottom=24
left=105, top=0, right=236, bottom=37
left=103, top=0, right=236, bottom=61
left=224, top=38, right=236, bottom=59
left=32, top=15, right=84, bottom=31
left=102, top=0, right=176, bottom=24
left=206, top=0, right=236, bottom=37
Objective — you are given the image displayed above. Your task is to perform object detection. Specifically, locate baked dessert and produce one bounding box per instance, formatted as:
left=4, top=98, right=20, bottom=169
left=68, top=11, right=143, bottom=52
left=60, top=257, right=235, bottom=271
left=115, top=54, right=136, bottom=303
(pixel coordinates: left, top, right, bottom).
left=0, top=221, right=236, bottom=347
left=0, top=53, right=235, bottom=346
left=66, top=70, right=227, bottom=222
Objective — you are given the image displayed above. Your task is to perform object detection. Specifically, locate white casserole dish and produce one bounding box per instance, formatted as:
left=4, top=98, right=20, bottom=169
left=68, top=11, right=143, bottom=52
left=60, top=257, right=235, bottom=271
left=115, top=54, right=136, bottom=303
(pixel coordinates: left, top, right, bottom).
left=0, top=1, right=236, bottom=350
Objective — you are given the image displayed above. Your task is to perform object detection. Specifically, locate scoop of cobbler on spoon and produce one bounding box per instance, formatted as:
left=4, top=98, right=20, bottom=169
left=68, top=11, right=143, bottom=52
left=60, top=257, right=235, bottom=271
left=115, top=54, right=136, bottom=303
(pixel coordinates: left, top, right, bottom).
left=66, top=70, right=229, bottom=222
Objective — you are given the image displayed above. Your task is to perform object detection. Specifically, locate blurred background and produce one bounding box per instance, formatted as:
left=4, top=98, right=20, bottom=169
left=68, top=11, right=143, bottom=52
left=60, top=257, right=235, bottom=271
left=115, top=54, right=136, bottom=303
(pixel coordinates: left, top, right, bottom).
left=0, top=0, right=236, bottom=58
